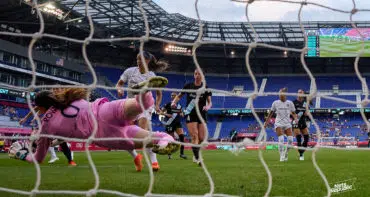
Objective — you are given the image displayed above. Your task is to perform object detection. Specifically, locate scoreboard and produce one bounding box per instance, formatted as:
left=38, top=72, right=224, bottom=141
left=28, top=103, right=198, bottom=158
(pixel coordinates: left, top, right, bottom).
left=305, top=29, right=320, bottom=57
left=0, top=88, right=35, bottom=99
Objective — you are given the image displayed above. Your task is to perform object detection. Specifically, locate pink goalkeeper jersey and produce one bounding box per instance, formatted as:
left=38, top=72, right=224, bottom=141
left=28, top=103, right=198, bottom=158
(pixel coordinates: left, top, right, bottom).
left=26, top=98, right=108, bottom=163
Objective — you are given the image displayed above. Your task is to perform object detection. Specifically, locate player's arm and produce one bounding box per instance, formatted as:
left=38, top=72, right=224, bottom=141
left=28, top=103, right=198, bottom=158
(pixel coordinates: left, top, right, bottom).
left=171, top=94, right=182, bottom=107
left=264, top=110, right=274, bottom=128
left=25, top=136, right=51, bottom=163
left=290, top=101, right=298, bottom=123
left=116, top=79, right=125, bottom=98
left=160, top=106, right=173, bottom=118
left=19, top=106, right=39, bottom=125
left=203, top=95, right=212, bottom=111
left=9, top=129, right=51, bottom=163
left=171, top=89, right=186, bottom=107
left=291, top=111, right=299, bottom=124
left=264, top=101, right=276, bottom=128
left=116, top=69, right=129, bottom=98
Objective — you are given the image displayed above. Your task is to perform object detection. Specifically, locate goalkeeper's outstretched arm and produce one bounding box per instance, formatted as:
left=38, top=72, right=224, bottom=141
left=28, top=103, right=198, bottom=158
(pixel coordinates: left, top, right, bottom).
left=9, top=131, right=51, bottom=164
left=25, top=137, right=51, bottom=163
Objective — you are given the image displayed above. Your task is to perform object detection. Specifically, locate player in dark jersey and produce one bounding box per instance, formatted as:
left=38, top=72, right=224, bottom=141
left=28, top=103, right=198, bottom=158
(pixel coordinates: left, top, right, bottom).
left=160, top=92, right=187, bottom=159
left=171, top=69, right=212, bottom=166
left=293, top=89, right=311, bottom=161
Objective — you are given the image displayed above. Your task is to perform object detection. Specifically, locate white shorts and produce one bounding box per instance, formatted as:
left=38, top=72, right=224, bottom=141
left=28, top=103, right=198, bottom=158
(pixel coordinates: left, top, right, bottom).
left=274, top=124, right=292, bottom=131
left=137, top=105, right=154, bottom=121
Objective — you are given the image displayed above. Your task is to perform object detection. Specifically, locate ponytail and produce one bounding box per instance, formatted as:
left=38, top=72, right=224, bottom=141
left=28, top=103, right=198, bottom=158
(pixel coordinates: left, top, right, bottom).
left=54, top=88, right=89, bottom=107
left=35, top=88, right=89, bottom=110
left=148, top=59, right=169, bottom=72
left=35, top=91, right=64, bottom=110
left=141, top=51, right=169, bottom=72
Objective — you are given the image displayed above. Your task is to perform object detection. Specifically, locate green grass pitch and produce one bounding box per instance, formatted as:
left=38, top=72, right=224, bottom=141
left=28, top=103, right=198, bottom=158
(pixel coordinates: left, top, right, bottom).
left=0, top=149, right=369, bottom=197
left=320, top=36, right=370, bottom=57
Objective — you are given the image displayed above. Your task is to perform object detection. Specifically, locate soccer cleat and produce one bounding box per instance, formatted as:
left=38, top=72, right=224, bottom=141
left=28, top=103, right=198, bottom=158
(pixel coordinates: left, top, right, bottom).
left=152, top=162, right=160, bottom=172
left=284, top=153, right=289, bottom=161
left=134, top=153, right=143, bottom=172
left=280, top=152, right=286, bottom=162
left=132, top=76, right=168, bottom=90
left=180, top=154, right=187, bottom=159
left=48, top=157, right=59, bottom=164
left=68, top=161, right=77, bottom=166
left=152, top=143, right=180, bottom=155
left=196, top=160, right=202, bottom=167
left=299, top=156, right=304, bottom=161
left=192, top=156, right=197, bottom=163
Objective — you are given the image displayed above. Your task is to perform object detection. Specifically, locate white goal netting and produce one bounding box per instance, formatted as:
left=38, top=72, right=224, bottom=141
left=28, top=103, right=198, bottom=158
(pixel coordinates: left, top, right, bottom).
left=0, top=0, right=370, bottom=197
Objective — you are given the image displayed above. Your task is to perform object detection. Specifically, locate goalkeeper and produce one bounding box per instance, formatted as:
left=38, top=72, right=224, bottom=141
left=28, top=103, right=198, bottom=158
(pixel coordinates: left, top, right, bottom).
left=9, top=78, right=179, bottom=165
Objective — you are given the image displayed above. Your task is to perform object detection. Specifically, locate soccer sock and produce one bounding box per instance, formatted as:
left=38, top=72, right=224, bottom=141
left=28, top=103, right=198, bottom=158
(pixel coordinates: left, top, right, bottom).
left=179, top=134, right=185, bottom=155
left=192, top=147, right=199, bottom=160
left=152, top=132, right=174, bottom=148
left=48, top=147, right=57, bottom=159
left=127, top=149, right=138, bottom=158
left=196, top=147, right=201, bottom=160
left=145, top=148, right=158, bottom=163
left=287, top=136, right=293, bottom=155
left=296, top=134, right=303, bottom=156
left=302, top=134, right=309, bottom=154
left=60, top=142, right=72, bottom=162
left=278, top=135, right=285, bottom=157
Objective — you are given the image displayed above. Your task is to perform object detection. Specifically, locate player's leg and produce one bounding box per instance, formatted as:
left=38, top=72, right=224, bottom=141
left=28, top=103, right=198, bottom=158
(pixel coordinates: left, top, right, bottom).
left=48, top=146, right=59, bottom=164
left=175, top=125, right=187, bottom=159
left=94, top=125, right=178, bottom=154
left=294, top=128, right=303, bottom=157
left=284, top=127, right=293, bottom=161
left=196, top=123, right=206, bottom=166
left=96, top=93, right=154, bottom=172
left=275, top=127, right=285, bottom=162
left=122, top=92, right=155, bottom=122
left=300, top=127, right=309, bottom=160
left=138, top=117, right=160, bottom=171
left=59, top=142, right=77, bottom=166
left=186, top=122, right=199, bottom=163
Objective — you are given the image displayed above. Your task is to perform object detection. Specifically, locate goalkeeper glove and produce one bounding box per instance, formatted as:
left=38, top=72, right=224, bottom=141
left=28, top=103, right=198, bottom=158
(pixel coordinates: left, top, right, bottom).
left=8, top=141, right=29, bottom=161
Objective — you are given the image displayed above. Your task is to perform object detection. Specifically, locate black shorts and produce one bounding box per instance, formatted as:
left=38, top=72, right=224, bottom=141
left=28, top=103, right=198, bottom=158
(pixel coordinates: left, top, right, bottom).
left=185, top=111, right=207, bottom=124
left=293, top=120, right=308, bottom=130
left=165, top=121, right=182, bottom=133
left=231, top=136, right=238, bottom=142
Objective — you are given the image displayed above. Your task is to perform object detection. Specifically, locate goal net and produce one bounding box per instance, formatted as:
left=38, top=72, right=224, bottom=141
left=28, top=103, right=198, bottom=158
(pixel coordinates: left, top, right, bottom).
left=0, top=0, right=369, bottom=197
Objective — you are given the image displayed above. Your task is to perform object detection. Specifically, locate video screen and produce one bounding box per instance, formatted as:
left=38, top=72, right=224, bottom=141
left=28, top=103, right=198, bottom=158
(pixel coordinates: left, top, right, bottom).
left=319, top=28, right=370, bottom=57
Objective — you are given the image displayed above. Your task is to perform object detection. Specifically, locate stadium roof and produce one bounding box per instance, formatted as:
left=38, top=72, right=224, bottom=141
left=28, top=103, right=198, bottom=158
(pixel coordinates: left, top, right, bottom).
left=56, top=0, right=370, bottom=45
left=2, top=0, right=370, bottom=46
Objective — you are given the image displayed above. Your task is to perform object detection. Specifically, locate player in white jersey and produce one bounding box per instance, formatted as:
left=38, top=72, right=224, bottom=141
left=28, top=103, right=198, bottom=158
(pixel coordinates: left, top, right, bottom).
left=116, top=51, right=168, bottom=172
left=264, top=88, right=298, bottom=162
